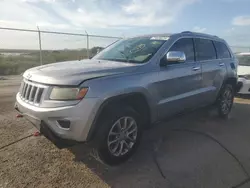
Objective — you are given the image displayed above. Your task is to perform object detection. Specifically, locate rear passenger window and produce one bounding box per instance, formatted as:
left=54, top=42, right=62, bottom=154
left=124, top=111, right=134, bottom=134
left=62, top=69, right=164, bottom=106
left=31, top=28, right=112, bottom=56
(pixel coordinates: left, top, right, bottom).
left=195, top=38, right=217, bottom=61
left=214, top=41, right=231, bottom=59
left=169, top=38, right=195, bottom=61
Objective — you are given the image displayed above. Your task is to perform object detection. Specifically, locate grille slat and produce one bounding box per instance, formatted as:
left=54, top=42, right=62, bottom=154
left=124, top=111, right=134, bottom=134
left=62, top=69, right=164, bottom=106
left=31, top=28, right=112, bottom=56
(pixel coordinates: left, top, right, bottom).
left=22, top=83, right=28, bottom=98
left=29, top=85, right=35, bottom=101
left=19, top=80, right=46, bottom=105
left=21, top=83, right=25, bottom=96
left=30, top=86, right=37, bottom=102
left=19, top=82, right=24, bottom=94
left=34, top=88, right=40, bottom=103
left=25, top=85, right=31, bottom=100
left=36, top=88, right=44, bottom=103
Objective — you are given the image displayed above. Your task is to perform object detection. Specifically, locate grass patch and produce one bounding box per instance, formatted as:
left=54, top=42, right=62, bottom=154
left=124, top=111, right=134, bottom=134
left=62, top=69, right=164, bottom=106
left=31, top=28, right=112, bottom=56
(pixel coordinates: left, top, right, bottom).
left=0, top=47, right=103, bottom=75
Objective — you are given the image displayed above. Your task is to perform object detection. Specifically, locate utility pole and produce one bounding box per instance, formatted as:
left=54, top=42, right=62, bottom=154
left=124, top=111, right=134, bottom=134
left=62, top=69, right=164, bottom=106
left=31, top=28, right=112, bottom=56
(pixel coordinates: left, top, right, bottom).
left=85, top=30, right=89, bottom=59
left=37, top=26, right=43, bottom=65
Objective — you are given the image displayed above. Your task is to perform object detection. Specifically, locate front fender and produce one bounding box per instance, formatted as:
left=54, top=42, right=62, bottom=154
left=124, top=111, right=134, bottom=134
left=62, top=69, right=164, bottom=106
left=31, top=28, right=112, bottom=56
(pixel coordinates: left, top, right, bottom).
left=86, top=89, right=156, bottom=141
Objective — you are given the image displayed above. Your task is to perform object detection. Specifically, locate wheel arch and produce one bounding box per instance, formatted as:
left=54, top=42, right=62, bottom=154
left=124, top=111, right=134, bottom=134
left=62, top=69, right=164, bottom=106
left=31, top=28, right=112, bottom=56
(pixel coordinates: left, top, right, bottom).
left=86, top=92, right=152, bottom=141
left=216, top=76, right=237, bottom=101
left=223, top=77, right=237, bottom=92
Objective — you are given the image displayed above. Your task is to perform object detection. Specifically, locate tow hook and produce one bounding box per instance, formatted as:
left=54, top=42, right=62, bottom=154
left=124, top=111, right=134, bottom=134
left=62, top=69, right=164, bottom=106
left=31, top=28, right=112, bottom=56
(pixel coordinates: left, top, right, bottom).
left=16, top=114, right=23, bottom=118
left=33, top=131, right=41, bottom=137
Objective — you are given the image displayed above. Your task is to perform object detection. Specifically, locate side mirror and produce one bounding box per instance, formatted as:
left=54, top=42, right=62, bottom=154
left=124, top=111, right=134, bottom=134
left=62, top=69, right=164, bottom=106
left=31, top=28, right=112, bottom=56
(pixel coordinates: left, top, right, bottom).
left=160, top=51, right=186, bottom=66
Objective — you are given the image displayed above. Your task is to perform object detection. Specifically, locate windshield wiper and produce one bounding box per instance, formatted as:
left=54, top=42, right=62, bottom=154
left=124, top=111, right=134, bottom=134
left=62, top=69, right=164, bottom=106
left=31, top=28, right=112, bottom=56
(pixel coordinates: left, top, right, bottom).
left=117, top=50, right=130, bottom=63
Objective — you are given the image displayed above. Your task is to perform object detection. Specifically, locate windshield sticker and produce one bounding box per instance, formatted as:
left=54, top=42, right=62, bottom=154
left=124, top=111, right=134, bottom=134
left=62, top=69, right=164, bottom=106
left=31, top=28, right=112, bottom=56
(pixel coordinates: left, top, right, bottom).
left=150, top=36, right=169, bottom=40
left=129, top=44, right=146, bottom=53
left=151, top=41, right=163, bottom=45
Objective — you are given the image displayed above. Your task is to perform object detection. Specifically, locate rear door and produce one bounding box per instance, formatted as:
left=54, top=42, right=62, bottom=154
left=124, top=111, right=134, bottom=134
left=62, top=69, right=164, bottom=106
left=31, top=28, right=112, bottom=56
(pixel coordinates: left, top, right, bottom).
left=214, top=40, right=233, bottom=79
left=194, top=38, right=227, bottom=104
left=156, top=38, right=203, bottom=120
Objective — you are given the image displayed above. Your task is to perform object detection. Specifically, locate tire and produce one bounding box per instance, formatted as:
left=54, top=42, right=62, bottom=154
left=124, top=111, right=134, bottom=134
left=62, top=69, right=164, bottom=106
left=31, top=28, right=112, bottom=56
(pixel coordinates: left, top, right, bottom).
left=93, top=104, right=142, bottom=165
left=216, top=84, right=234, bottom=118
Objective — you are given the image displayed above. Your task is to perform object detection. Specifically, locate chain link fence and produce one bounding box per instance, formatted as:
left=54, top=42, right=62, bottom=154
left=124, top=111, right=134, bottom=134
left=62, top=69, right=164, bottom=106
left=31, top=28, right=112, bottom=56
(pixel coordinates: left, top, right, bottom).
left=1, top=27, right=250, bottom=75
left=0, top=27, right=121, bottom=75
left=230, top=46, right=250, bottom=54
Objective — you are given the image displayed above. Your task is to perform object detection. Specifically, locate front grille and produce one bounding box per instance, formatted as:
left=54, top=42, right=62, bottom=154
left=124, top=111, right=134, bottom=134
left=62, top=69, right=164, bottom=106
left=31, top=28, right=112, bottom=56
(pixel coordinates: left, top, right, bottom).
left=19, top=80, right=46, bottom=105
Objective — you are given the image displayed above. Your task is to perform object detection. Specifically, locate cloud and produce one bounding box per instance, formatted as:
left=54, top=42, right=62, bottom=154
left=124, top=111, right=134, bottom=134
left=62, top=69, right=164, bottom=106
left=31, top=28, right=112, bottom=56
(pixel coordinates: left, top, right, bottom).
left=21, top=0, right=55, bottom=2
left=0, top=0, right=198, bottom=29
left=222, top=26, right=250, bottom=48
left=225, top=27, right=235, bottom=33
left=226, top=15, right=250, bottom=47
left=0, top=1, right=64, bottom=30
left=192, top=26, right=207, bottom=32
left=232, top=16, right=250, bottom=26
left=0, top=0, right=199, bottom=49
left=77, top=8, right=83, bottom=13
left=62, top=0, right=198, bottom=28
left=219, top=0, right=249, bottom=2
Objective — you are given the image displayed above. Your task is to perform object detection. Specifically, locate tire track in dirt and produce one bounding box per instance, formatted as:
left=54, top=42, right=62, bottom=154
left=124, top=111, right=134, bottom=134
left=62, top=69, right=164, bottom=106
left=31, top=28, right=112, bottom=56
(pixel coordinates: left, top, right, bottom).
left=0, top=77, right=34, bottom=148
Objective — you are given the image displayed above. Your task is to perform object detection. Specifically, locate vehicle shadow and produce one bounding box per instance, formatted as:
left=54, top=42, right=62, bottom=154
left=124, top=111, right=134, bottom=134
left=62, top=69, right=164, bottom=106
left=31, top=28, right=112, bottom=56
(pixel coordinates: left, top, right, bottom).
left=68, top=102, right=250, bottom=188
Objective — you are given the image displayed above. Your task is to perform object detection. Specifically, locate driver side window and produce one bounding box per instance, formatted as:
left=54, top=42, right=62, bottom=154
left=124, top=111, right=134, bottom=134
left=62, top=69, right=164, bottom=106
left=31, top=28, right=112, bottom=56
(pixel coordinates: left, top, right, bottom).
left=169, top=38, right=195, bottom=62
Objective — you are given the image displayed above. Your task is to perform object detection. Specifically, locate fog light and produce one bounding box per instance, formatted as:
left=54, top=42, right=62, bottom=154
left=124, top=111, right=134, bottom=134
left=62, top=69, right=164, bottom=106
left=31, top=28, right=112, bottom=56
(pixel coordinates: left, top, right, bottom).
left=57, top=120, right=71, bottom=129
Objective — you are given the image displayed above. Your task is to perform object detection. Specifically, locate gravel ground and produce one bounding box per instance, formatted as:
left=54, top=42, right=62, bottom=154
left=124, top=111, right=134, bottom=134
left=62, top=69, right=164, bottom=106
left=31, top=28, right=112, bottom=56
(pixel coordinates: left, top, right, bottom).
left=1, top=76, right=250, bottom=188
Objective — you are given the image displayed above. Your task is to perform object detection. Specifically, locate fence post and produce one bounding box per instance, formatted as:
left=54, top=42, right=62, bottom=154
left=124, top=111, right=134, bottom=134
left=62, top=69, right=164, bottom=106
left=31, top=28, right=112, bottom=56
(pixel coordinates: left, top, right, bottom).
left=37, top=26, right=43, bottom=65
left=85, top=30, right=89, bottom=59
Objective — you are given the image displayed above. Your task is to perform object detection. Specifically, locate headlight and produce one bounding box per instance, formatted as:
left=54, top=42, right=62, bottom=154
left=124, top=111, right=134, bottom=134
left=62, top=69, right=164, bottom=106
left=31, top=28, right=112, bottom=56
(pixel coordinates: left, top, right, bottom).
left=239, top=75, right=250, bottom=80
left=50, top=87, right=88, bottom=100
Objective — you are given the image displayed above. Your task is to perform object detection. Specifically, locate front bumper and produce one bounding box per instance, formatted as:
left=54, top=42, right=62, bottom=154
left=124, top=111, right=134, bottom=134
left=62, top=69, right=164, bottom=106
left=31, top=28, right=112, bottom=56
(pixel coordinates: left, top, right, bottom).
left=15, top=93, right=100, bottom=142
left=41, top=121, right=79, bottom=148
left=237, top=78, right=250, bottom=94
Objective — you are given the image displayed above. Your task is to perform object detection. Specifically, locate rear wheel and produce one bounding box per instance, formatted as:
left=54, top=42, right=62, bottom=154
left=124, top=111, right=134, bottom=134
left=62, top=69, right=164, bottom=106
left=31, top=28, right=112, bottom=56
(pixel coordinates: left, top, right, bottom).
left=217, top=84, right=234, bottom=118
left=94, top=105, right=142, bottom=165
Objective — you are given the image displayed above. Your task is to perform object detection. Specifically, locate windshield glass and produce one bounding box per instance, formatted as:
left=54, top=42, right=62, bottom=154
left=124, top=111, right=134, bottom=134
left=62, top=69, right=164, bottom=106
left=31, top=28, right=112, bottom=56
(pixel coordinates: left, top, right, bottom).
left=93, top=36, right=169, bottom=64
left=237, top=55, right=250, bottom=66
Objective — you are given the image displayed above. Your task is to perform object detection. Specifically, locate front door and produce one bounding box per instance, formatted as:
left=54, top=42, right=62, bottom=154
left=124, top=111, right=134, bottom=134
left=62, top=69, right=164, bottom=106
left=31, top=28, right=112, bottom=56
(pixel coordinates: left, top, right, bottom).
left=156, top=38, right=202, bottom=120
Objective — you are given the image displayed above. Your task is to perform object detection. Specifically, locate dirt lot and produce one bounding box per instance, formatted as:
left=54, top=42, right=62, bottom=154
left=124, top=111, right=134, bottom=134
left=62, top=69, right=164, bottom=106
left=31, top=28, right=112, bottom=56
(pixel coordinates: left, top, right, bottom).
left=1, top=76, right=250, bottom=188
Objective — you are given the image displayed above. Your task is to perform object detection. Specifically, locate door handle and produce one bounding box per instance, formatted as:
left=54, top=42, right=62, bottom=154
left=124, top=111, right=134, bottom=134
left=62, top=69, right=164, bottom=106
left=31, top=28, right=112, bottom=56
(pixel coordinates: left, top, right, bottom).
left=219, top=63, right=225, bottom=67
left=193, top=67, right=200, bottom=71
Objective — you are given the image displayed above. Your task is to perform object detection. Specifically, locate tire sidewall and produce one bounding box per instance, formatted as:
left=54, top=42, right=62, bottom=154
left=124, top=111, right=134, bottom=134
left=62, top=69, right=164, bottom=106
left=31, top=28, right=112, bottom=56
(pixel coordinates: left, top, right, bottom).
left=218, top=84, right=234, bottom=117
left=96, top=105, right=142, bottom=165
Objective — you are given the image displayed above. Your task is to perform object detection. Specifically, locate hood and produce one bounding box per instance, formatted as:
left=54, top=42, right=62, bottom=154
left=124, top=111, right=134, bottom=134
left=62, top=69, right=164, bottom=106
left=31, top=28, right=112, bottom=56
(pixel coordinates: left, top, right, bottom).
left=23, top=59, right=139, bottom=85
left=238, top=65, right=250, bottom=76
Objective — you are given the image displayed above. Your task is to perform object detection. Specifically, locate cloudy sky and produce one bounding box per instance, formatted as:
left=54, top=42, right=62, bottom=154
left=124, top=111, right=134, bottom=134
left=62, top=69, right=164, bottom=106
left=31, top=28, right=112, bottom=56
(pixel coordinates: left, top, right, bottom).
left=0, top=0, right=250, bottom=49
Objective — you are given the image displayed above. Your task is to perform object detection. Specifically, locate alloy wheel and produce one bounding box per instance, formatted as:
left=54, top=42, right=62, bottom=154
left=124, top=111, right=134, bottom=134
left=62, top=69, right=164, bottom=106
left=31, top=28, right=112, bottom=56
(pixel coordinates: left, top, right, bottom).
left=107, top=116, right=138, bottom=157
left=221, top=88, right=233, bottom=114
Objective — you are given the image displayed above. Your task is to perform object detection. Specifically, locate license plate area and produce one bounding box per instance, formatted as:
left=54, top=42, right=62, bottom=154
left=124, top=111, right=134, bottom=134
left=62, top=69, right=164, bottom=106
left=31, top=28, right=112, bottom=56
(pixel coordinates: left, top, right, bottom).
left=24, top=114, right=41, bottom=130
left=15, top=104, right=41, bottom=130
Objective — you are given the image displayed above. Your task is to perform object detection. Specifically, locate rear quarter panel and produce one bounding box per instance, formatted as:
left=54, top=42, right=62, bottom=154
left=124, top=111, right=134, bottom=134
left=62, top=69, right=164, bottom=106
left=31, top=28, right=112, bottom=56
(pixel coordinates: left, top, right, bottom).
left=225, top=43, right=238, bottom=80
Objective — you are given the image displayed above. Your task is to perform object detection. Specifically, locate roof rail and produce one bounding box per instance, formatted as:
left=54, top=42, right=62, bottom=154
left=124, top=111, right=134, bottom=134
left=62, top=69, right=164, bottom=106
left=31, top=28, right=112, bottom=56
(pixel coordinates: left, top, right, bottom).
left=181, top=31, right=193, bottom=34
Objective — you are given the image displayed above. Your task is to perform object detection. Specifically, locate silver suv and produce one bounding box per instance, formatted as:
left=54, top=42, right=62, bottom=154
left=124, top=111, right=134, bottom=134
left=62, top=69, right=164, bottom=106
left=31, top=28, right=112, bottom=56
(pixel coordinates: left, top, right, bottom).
left=15, top=31, right=238, bottom=165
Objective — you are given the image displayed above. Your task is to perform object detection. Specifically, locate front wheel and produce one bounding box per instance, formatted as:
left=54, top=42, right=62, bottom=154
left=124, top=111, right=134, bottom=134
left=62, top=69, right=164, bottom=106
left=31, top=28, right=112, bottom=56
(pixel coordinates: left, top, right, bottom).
left=217, top=84, right=234, bottom=118
left=94, top=105, right=142, bottom=165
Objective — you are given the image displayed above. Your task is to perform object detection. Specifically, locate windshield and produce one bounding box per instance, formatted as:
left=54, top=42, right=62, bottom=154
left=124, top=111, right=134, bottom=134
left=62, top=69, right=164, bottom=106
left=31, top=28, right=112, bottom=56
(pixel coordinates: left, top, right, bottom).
left=237, top=55, right=250, bottom=66
left=93, top=36, right=169, bottom=64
